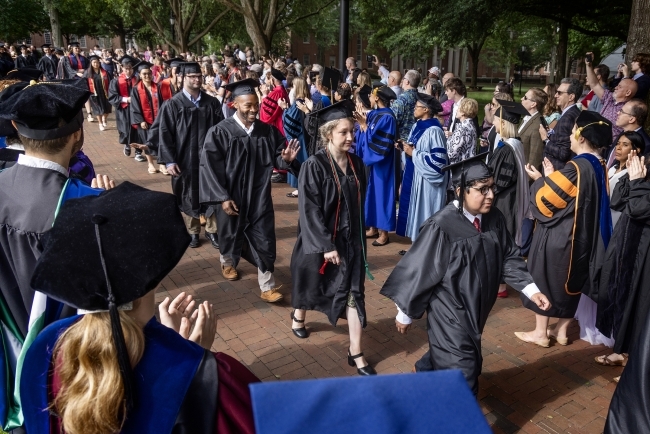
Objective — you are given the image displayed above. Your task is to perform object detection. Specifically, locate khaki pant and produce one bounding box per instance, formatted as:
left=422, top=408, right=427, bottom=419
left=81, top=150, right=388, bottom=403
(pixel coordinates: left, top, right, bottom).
left=182, top=213, right=217, bottom=234
left=220, top=255, right=275, bottom=291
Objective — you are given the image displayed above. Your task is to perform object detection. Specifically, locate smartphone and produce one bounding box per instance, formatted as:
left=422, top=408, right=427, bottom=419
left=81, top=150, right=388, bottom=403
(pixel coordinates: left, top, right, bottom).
left=296, top=98, right=305, bottom=105
left=539, top=115, right=548, bottom=130
left=585, top=53, right=593, bottom=64
left=396, top=139, right=404, bottom=150
left=366, top=55, right=373, bottom=63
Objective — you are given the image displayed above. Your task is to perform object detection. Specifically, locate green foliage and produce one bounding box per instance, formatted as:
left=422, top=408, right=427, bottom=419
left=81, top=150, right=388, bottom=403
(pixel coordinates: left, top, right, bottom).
left=0, top=0, right=48, bottom=42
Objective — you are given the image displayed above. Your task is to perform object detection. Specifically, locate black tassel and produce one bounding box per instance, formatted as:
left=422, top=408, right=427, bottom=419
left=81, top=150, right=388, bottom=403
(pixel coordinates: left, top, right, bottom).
left=458, top=171, right=465, bottom=213
left=94, top=219, right=136, bottom=413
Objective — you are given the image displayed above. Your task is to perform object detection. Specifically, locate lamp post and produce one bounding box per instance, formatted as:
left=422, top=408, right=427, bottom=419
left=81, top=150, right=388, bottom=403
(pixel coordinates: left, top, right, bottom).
left=519, top=46, right=526, bottom=96
left=169, top=12, right=176, bottom=56
left=338, top=0, right=349, bottom=72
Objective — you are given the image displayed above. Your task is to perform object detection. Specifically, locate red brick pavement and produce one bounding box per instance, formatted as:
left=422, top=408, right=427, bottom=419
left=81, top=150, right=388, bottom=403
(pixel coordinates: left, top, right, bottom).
left=83, top=118, right=621, bottom=433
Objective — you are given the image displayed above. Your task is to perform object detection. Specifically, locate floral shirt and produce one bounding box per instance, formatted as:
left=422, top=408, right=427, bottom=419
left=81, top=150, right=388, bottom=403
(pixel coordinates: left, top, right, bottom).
left=391, top=89, right=417, bottom=141
left=447, top=118, right=477, bottom=163
left=600, top=89, right=624, bottom=142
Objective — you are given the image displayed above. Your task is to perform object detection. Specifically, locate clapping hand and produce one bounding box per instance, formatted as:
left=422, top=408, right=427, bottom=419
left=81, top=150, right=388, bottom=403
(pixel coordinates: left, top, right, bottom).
left=525, top=163, right=542, bottom=181
left=281, top=139, right=301, bottom=162
left=542, top=157, right=555, bottom=177
left=353, top=110, right=367, bottom=131
left=627, top=150, right=647, bottom=180
left=278, top=98, right=288, bottom=110
left=91, top=174, right=116, bottom=190
left=188, top=301, right=216, bottom=350
left=159, top=291, right=197, bottom=333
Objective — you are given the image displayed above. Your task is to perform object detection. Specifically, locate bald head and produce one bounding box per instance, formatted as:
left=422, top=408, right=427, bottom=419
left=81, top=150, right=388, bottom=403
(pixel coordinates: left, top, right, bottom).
left=346, top=57, right=356, bottom=70
left=442, top=72, right=455, bottom=85
left=388, top=70, right=402, bottom=87
left=615, top=78, right=638, bottom=103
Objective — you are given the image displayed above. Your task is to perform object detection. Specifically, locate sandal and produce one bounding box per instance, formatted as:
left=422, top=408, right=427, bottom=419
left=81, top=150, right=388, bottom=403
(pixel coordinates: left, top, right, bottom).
left=595, top=354, right=628, bottom=367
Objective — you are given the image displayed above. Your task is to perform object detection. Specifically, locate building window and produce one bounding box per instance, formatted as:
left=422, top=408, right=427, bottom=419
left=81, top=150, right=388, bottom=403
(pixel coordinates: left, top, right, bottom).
left=303, top=34, right=310, bottom=44
left=21, top=37, right=32, bottom=45
left=356, top=35, right=362, bottom=64
left=79, top=36, right=87, bottom=48
left=329, top=55, right=336, bottom=68
left=303, top=54, right=310, bottom=65
left=43, top=32, right=52, bottom=45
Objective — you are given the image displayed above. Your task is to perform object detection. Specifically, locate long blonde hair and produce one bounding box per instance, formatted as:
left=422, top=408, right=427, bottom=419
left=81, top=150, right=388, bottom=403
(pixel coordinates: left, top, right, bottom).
left=293, top=77, right=311, bottom=101
left=52, top=311, right=145, bottom=434
left=496, top=115, right=517, bottom=140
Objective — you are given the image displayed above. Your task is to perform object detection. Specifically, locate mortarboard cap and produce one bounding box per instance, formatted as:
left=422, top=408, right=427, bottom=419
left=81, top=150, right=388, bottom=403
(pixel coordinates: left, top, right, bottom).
left=120, top=55, right=135, bottom=66
left=0, top=82, right=90, bottom=140
left=135, top=61, right=153, bottom=73
left=18, top=45, right=27, bottom=50
left=312, top=100, right=354, bottom=124
left=574, top=110, right=612, bottom=150
left=271, top=68, right=286, bottom=82
left=41, top=44, right=51, bottom=49
left=250, top=371, right=491, bottom=434
left=416, top=92, right=442, bottom=113
left=224, top=78, right=260, bottom=98
left=319, top=66, right=340, bottom=91
left=373, top=85, right=397, bottom=105
left=494, top=99, right=529, bottom=125
left=69, top=42, right=80, bottom=48
left=163, top=57, right=184, bottom=68
left=31, top=181, right=191, bottom=415
left=442, top=153, right=491, bottom=213
left=357, top=85, right=372, bottom=108
left=2, top=68, right=42, bottom=82
left=179, top=62, right=201, bottom=75
left=87, top=54, right=101, bottom=63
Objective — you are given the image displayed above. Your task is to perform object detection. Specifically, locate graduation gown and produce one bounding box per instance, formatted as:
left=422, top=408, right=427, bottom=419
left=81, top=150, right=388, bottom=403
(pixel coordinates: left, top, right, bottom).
left=355, top=108, right=397, bottom=231
left=130, top=81, right=163, bottom=146
left=596, top=176, right=650, bottom=354
left=290, top=150, right=368, bottom=327
left=199, top=117, right=298, bottom=273
left=84, top=68, right=111, bottom=116
left=158, top=91, right=223, bottom=218
left=36, top=55, right=58, bottom=80
left=21, top=315, right=259, bottom=434
left=260, top=86, right=288, bottom=136
left=380, top=204, right=535, bottom=395
left=283, top=103, right=308, bottom=188
left=522, top=155, right=611, bottom=318
left=14, top=55, right=36, bottom=69
left=145, top=80, right=176, bottom=159
left=0, top=147, right=23, bottom=170
left=62, top=54, right=88, bottom=79
left=108, top=73, right=139, bottom=146
left=395, top=119, right=448, bottom=241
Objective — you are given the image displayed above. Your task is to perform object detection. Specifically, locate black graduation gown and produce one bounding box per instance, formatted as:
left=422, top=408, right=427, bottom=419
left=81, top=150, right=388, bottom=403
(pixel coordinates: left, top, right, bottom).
left=14, top=55, right=36, bottom=69
left=596, top=176, right=650, bottom=354
left=0, top=164, right=67, bottom=336
left=0, top=147, right=23, bottom=170
left=290, top=150, right=368, bottom=327
left=199, top=117, right=298, bottom=272
left=488, top=143, right=518, bottom=239
left=62, top=55, right=87, bottom=79
left=158, top=91, right=223, bottom=218
left=108, top=74, right=139, bottom=146
left=84, top=69, right=112, bottom=116
left=521, top=157, right=606, bottom=318
left=379, top=204, right=535, bottom=395
left=36, top=55, right=58, bottom=80
left=130, top=82, right=163, bottom=146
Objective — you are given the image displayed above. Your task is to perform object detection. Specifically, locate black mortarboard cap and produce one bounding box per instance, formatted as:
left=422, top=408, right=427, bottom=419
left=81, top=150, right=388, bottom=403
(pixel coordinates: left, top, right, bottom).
left=135, top=61, right=153, bottom=73
left=0, top=82, right=90, bottom=140
left=357, top=85, right=372, bottom=108
left=312, top=100, right=354, bottom=123
left=575, top=110, right=612, bottom=150
left=3, top=68, right=42, bottom=82
left=41, top=44, right=51, bottom=49
left=374, top=85, right=397, bottom=105
left=69, top=42, right=80, bottom=48
left=250, top=371, right=492, bottom=434
left=163, top=57, right=184, bottom=68
left=18, top=45, right=27, bottom=50
left=442, top=153, right=491, bottom=213
left=179, top=62, right=201, bottom=75
left=271, top=68, right=286, bottom=82
left=31, top=181, right=191, bottom=414
left=120, top=55, right=135, bottom=66
left=319, top=67, right=340, bottom=90
left=87, top=54, right=101, bottom=62
left=416, top=92, right=443, bottom=113
left=494, top=99, right=529, bottom=124
left=224, top=78, right=260, bottom=98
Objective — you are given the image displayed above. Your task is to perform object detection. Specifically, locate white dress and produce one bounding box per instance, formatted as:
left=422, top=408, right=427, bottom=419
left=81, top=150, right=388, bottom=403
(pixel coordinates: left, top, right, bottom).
left=608, top=166, right=628, bottom=228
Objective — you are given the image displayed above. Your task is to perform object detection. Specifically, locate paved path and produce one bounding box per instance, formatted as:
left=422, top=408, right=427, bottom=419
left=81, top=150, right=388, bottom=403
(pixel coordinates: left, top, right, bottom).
left=83, top=117, right=620, bottom=433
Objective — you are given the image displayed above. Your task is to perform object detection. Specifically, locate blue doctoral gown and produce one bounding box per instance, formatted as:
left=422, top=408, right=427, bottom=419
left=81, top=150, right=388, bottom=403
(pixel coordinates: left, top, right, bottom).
left=356, top=108, right=397, bottom=231
left=283, top=103, right=308, bottom=188
left=403, top=122, right=449, bottom=241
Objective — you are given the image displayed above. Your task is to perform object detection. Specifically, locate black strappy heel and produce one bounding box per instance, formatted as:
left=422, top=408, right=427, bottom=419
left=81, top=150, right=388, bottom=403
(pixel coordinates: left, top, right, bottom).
left=348, top=349, right=377, bottom=376
left=290, top=310, right=309, bottom=339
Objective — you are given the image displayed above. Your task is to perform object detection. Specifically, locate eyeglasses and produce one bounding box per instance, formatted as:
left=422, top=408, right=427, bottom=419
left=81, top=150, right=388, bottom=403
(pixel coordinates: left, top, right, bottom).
left=414, top=104, right=428, bottom=110
left=555, top=90, right=569, bottom=95
left=522, top=95, right=530, bottom=100
left=469, top=184, right=497, bottom=196
left=618, top=109, right=634, bottom=117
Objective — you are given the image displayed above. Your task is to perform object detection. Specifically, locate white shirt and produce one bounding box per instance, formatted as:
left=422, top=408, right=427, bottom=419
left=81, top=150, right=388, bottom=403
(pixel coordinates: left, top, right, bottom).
left=233, top=112, right=254, bottom=136
left=450, top=96, right=465, bottom=131
left=17, top=154, right=67, bottom=177
left=518, top=111, right=538, bottom=134
left=395, top=200, right=540, bottom=325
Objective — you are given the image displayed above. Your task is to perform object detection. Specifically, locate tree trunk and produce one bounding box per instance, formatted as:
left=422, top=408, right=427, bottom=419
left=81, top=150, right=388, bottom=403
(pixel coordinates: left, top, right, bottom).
left=117, top=31, right=126, bottom=50
left=243, top=16, right=271, bottom=58
left=626, top=0, right=650, bottom=61
left=466, top=40, right=485, bottom=88
left=46, top=3, right=63, bottom=48
left=556, top=21, right=568, bottom=82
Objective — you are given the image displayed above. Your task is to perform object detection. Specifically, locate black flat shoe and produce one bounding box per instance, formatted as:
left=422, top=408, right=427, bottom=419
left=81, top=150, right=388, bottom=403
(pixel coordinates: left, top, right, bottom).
left=372, top=238, right=390, bottom=247
left=189, top=234, right=200, bottom=248
left=205, top=232, right=219, bottom=249
left=348, top=350, right=377, bottom=376
left=290, top=310, right=309, bottom=339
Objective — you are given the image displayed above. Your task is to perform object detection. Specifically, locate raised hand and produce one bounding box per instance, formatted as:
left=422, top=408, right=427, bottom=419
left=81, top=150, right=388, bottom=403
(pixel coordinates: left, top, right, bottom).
left=281, top=139, right=301, bottom=162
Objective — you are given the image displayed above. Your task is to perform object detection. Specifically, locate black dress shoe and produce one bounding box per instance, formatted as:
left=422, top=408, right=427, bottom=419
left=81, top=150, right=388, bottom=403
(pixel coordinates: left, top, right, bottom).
left=290, top=310, right=309, bottom=339
left=348, top=350, right=377, bottom=376
left=189, top=234, right=200, bottom=248
left=205, top=232, right=219, bottom=249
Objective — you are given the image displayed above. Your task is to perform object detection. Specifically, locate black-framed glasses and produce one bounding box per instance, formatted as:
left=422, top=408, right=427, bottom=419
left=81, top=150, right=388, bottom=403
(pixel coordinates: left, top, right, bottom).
left=469, top=185, right=497, bottom=196
left=555, top=90, right=569, bottom=95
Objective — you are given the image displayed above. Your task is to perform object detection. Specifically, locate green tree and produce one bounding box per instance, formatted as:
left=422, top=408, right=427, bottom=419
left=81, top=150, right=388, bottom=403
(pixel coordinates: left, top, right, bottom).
left=0, top=0, right=48, bottom=43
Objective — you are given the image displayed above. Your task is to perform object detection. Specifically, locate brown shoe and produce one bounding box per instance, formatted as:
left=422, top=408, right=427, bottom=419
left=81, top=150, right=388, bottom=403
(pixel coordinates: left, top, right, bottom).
left=260, top=287, right=283, bottom=303
left=221, top=265, right=239, bottom=281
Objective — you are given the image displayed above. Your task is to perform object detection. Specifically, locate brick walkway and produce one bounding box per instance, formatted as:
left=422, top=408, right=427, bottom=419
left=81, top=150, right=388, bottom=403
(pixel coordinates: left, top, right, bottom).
left=83, top=118, right=620, bottom=433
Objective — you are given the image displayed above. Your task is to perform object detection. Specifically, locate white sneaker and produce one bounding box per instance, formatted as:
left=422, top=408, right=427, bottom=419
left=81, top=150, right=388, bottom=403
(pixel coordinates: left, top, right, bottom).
left=99, top=124, right=105, bottom=131
left=87, top=114, right=95, bottom=122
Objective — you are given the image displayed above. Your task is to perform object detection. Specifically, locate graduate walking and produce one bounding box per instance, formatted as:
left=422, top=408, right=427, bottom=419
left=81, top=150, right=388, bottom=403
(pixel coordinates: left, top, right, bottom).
left=380, top=154, right=551, bottom=395
left=199, top=79, right=300, bottom=303
left=354, top=86, right=398, bottom=246
left=130, top=61, right=163, bottom=174
left=289, top=102, right=376, bottom=375
left=36, top=44, right=58, bottom=80
left=84, top=55, right=112, bottom=131
left=108, top=56, right=141, bottom=159
left=157, top=62, right=224, bottom=249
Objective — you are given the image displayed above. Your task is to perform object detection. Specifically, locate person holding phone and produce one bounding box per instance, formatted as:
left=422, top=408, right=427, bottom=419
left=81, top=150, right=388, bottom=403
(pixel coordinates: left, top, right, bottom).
left=518, top=88, right=548, bottom=170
